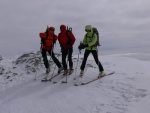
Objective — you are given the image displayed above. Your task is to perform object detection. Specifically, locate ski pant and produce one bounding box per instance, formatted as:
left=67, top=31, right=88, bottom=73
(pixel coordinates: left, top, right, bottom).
left=41, top=49, right=61, bottom=69
left=62, top=48, right=73, bottom=70
left=80, top=50, right=104, bottom=72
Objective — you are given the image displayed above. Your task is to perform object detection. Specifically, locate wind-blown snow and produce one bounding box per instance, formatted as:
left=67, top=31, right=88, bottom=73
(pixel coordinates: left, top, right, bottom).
left=0, top=52, right=150, bottom=113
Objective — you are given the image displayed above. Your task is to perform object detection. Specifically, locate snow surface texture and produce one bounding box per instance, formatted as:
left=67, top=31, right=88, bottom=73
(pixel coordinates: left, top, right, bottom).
left=0, top=51, right=150, bottom=113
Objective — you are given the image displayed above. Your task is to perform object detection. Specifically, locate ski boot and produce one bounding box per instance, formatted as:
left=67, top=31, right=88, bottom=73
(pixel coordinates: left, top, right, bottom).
left=68, top=68, right=74, bottom=75
left=58, top=66, right=63, bottom=73
left=98, top=71, right=105, bottom=78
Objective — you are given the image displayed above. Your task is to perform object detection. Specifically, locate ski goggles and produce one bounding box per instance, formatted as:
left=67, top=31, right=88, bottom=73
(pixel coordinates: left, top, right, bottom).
left=85, top=29, right=91, bottom=32
left=50, top=29, right=54, bottom=31
left=60, top=28, right=65, bottom=30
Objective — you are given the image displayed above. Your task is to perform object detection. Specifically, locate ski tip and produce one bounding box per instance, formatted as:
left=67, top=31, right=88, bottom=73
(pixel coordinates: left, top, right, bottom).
left=109, top=71, right=115, bottom=75
left=112, top=71, right=115, bottom=74
left=41, top=79, right=50, bottom=82
left=104, top=71, right=115, bottom=76
left=61, top=81, right=67, bottom=83
left=53, top=82, right=57, bottom=84
left=74, top=84, right=79, bottom=86
left=81, top=83, right=85, bottom=85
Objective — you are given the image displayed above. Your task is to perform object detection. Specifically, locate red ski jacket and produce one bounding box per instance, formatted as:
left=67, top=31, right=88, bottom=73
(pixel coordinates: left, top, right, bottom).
left=39, top=27, right=57, bottom=50
left=58, top=25, right=76, bottom=49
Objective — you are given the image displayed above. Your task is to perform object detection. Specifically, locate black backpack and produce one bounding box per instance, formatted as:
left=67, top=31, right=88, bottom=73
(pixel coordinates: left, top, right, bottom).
left=92, top=27, right=100, bottom=46
left=66, top=26, right=73, bottom=46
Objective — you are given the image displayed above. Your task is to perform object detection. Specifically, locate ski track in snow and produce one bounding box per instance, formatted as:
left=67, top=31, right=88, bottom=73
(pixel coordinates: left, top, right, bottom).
left=0, top=52, right=150, bottom=113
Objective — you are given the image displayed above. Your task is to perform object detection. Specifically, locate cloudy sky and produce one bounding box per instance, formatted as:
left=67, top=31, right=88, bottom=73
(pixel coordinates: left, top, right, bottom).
left=0, top=0, right=150, bottom=56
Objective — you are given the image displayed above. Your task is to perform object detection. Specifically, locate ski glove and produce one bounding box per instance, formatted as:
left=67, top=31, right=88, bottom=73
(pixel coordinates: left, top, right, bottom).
left=78, top=43, right=88, bottom=50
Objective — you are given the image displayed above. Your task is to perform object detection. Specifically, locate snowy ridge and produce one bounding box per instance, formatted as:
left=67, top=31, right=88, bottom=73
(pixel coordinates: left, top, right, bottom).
left=0, top=52, right=43, bottom=91
left=0, top=52, right=150, bottom=113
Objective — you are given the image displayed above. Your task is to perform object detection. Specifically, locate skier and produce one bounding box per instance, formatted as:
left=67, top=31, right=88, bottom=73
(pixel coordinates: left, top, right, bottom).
left=39, top=26, right=63, bottom=74
left=58, top=24, right=76, bottom=75
left=78, top=25, right=105, bottom=78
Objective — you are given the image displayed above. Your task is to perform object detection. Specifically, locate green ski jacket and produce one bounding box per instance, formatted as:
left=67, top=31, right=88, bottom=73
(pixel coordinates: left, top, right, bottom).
left=83, top=25, right=97, bottom=50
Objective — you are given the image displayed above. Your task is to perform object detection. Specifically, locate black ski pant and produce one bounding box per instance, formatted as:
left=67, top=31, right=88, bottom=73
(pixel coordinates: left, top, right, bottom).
left=41, top=49, right=61, bottom=69
left=80, top=50, right=104, bottom=72
left=62, top=48, right=73, bottom=70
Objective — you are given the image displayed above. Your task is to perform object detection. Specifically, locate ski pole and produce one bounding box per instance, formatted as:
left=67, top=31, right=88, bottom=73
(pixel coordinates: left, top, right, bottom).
left=96, top=48, right=102, bottom=83
left=34, top=52, right=42, bottom=80
left=74, top=50, right=81, bottom=80
left=48, top=45, right=56, bottom=80
left=34, top=67, right=37, bottom=80
left=34, top=61, right=37, bottom=80
left=50, top=52, right=59, bottom=81
left=64, top=49, right=69, bottom=83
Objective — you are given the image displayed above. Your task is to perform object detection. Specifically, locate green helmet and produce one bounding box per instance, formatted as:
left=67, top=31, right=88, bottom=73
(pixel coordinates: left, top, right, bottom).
left=85, top=25, right=93, bottom=32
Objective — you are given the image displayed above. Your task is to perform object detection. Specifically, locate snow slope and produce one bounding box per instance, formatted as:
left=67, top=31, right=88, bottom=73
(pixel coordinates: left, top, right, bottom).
left=0, top=51, right=150, bottom=113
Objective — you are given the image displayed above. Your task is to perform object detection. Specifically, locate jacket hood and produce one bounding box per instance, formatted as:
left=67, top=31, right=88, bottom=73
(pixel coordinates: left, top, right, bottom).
left=85, top=25, right=93, bottom=32
left=60, top=24, right=66, bottom=30
left=48, top=26, right=55, bottom=31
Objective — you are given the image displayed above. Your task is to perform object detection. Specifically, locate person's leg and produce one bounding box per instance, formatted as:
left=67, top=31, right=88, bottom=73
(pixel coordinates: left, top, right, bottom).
left=42, top=49, right=49, bottom=68
left=80, top=50, right=90, bottom=77
left=62, top=49, right=68, bottom=70
left=48, top=50, right=61, bottom=68
left=68, top=48, right=73, bottom=69
left=48, top=50, right=63, bottom=73
left=91, top=50, right=104, bottom=72
left=80, top=50, right=90, bottom=71
left=67, top=48, right=74, bottom=74
left=41, top=49, right=50, bottom=74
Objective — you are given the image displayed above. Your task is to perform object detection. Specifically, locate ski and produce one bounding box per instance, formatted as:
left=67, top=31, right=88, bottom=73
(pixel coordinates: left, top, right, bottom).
left=53, top=70, right=74, bottom=84
left=81, top=71, right=115, bottom=85
left=41, top=71, right=64, bottom=82
left=53, top=74, right=66, bottom=84
left=41, top=78, right=49, bottom=82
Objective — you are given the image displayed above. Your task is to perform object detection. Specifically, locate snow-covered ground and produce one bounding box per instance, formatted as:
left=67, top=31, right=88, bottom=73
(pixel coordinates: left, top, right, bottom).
left=0, top=51, right=150, bottom=113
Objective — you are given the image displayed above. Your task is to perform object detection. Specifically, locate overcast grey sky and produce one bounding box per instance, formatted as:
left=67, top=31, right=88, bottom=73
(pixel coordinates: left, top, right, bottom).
left=0, top=0, right=150, bottom=56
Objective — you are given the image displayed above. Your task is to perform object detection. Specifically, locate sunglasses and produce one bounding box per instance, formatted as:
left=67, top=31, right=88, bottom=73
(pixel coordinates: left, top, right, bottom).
left=60, top=28, right=64, bottom=30
left=85, top=29, right=91, bottom=32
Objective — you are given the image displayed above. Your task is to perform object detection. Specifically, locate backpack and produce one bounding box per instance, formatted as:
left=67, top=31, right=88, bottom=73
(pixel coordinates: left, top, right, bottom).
left=40, top=26, right=49, bottom=45
left=66, top=26, right=73, bottom=46
left=40, top=26, right=56, bottom=49
left=92, top=27, right=100, bottom=46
